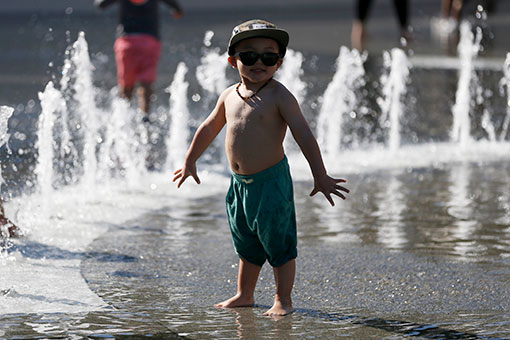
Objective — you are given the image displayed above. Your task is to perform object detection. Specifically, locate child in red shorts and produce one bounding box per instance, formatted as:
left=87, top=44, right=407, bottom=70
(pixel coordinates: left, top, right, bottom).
left=95, top=0, right=183, bottom=114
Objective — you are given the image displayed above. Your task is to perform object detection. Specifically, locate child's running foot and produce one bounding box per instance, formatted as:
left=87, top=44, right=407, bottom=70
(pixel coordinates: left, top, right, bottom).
left=215, top=294, right=254, bottom=308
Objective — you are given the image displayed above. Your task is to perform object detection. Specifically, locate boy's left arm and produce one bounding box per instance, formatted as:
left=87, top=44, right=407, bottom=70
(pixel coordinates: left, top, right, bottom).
left=279, top=89, right=349, bottom=206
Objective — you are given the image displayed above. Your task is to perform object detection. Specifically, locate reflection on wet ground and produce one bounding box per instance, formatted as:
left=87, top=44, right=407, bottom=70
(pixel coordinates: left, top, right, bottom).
left=3, top=161, right=509, bottom=339
left=300, top=162, right=510, bottom=262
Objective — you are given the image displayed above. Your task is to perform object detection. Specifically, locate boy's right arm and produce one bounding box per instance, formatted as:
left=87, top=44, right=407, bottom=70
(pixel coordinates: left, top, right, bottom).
left=173, top=90, right=228, bottom=188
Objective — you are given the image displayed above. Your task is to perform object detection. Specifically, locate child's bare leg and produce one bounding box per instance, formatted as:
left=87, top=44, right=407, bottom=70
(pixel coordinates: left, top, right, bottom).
left=137, top=82, right=153, bottom=114
left=351, top=19, right=365, bottom=51
left=215, top=258, right=261, bottom=308
left=264, top=259, right=295, bottom=316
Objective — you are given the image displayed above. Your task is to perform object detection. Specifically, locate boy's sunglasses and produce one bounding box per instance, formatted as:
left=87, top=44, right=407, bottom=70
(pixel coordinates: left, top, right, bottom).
left=234, top=52, right=282, bottom=66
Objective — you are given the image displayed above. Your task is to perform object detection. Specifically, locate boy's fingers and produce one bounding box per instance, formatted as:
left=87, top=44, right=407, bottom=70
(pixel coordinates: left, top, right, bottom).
left=309, top=187, right=319, bottom=197
left=172, top=169, right=183, bottom=182
left=335, top=185, right=350, bottom=193
left=193, top=174, right=201, bottom=184
left=173, top=172, right=184, bottom=183
left=332, top=191, right=346, bottom=200
left=324, top=193, right=335, bottom=206
left=177, top=177, right=186, bottom=188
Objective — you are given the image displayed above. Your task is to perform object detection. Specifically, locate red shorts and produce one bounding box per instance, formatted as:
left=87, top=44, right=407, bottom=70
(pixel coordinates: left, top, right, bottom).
left=114, top=34, right=161, bottom=87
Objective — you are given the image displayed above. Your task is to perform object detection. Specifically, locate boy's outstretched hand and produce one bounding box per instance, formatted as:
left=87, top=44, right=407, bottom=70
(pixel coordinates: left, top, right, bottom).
left=309, top=175, right=349, bottom=206
left=173, top=162, right=201, bottom=188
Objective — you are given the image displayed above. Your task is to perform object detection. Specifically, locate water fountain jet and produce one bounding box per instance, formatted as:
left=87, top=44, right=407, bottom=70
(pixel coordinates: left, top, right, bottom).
left=499, top=53, right=510, bottom=141
left=165, top=62, right=191, bottom=171
left=277, top=49, right=307, bottom=105
left=0, top=106, right=14, bottom=189
left=35, top=82, right=63, bottom=204
left=379, top=48, right=410, bottom=152
left=317, top=47, right=365, bottom=161
left=451, top=21, right=483, bottom=146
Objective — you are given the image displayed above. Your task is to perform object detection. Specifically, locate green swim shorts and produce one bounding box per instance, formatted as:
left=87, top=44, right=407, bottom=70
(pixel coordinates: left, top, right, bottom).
left=225, top=156, right=297, bottom=267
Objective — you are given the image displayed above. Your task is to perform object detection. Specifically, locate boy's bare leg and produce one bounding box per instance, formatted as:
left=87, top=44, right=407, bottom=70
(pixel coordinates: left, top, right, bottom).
left=264, top=259, right=295, bottom=316
left=215, top=258, right=261, bottom=308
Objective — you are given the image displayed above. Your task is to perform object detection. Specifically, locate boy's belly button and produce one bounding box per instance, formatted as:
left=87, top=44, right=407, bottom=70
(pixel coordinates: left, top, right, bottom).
left=233, top=163, right=240, bottom=171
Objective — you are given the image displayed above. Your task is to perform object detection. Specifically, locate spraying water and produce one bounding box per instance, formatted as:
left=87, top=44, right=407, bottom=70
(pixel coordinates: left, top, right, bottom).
left=0, top=106, right=14, bottom=241
left=277, top=48, right=307, bottom=105
left=481, top=109, right=497, bottom=142
left=316, top=46, right=365, bottom=160
left=98, top=96, right=146, bottom=185
left=194, top=31, right=230, bottom=171
left=40, top=32, right=150, bottom=190
left=58, top=43, right=77, bottom=177
left=195, top=31, right=229, bottom=100
left=0, top=106, right=14, bottom=188
left=72, top=32, right=101, bottom=189
left=35, top=82, right=63, bottom=206
left=165, top=62, right=191, bottom=171
left=379, top=48, right=410, bottom=152
left=451, top=21, right=483, bottom=146
left=499, top=53, right=510, bottom=141
left=277, top=48, right=308, bottom=152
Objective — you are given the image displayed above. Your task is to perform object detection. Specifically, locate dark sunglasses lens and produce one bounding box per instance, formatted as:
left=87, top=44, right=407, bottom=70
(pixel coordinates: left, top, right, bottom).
left=261, top=53, right=279, bottom=66
left=239, top=52, right=258, bottom=66
left=238, top=52, right=280, bottom=66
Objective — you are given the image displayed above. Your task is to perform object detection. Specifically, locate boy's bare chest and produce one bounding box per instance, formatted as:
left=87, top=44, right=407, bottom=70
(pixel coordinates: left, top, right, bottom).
left=226, top=101, right=280, bottom=128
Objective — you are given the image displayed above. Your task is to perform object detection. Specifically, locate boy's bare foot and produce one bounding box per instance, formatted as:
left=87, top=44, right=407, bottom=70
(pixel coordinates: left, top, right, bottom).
left=215, top=293, right=254, bottom=308
left=263, top=298, right=293, bottom=316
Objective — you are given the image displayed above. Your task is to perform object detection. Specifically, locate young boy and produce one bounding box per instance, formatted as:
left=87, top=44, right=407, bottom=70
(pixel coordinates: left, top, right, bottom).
left=173, top=19, right=349, bottom=316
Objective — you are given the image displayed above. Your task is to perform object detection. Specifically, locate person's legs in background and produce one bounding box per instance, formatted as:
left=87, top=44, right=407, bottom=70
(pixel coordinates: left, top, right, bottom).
left=136, top=36, right=161, bottom=116
left=393, top=0, right=412, bottom=47
left=351, top=0, right=372, bottom=51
